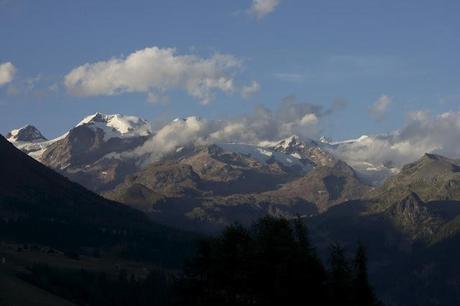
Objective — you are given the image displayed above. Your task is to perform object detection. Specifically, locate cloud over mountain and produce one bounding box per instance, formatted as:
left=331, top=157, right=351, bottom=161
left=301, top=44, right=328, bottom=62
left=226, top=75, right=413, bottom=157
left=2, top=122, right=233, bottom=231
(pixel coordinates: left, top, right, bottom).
left=65, top=47, right=255, bottom=104
left=334, top=111, right=460, bottom=169
left=124, top=98, right=336, bottom=164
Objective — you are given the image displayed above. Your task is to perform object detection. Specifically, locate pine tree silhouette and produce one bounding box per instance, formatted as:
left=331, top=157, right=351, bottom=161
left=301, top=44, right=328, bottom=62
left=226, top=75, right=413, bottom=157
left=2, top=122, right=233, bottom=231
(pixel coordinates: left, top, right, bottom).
left=174, top=217, right=381, bottom=306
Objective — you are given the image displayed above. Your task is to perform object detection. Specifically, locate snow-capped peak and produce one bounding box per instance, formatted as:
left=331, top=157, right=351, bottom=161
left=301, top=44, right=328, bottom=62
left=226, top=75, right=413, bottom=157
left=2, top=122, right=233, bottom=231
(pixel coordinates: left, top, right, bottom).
left=274, top=135, right=304, bottom=150
left=216, top=142, right=313, bottom=173
left=261, top=135, right=337, bottom=167
left=76, top=113, right=152, bottom=140
left=6, top=125, right=47, bottom=143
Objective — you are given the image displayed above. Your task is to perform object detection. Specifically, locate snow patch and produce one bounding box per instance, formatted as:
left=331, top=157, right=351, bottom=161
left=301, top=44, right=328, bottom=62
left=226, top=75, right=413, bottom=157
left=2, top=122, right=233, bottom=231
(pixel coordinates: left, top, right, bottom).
left=217, top=143, right=312, bottom=172
left=76, top=113, right=152, bottom=141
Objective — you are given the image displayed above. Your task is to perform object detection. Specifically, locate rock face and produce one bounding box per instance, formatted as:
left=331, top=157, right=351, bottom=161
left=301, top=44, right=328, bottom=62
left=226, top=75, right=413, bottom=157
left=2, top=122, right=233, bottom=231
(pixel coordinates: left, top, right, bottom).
left=306, top=154, right=460, bottom=306
left=0, top=134, right=195, bottom=267
left=0, top=133, right=163, bottom=233
left=270, top=160, right=369, bottom=211
left=105, top=143, right=369, bottom=231
left=267, top=135, right=337, bottom=167
left=19, top=113, right=153, bottom=192
left=6, top=125, right=53, bottom=158
left=371, top=153, right=460, bottom=205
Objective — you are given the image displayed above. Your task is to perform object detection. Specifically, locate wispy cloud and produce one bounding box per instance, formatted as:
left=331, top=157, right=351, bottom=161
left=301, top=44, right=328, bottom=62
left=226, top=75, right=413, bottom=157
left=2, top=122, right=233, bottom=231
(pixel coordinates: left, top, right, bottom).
left=369, top=95, right=391, bottom=121
left=241, top=81, right=260, bottom=99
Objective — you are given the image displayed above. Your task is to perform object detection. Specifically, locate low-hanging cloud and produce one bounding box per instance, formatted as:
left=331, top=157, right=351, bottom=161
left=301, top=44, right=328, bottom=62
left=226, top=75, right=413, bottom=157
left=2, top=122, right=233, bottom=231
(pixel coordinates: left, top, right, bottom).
left=0, top=62, right=16, bottom=85
left=247, top=0, right=280, bottom=19
left=64, top=47, right=256, bottom=104
left=333, top=110, right=460, bottom=170
left=123, top=97, right=336, bottom=165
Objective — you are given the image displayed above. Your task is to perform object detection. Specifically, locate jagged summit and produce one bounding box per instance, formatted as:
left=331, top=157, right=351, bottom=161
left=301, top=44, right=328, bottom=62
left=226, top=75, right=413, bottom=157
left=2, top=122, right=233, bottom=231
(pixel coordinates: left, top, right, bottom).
left=265, top=135, right=336, bottom=167
left=6, top=125, right=47, bottom=143
left=76, top=112, right=152, bottom=140
left=271, top=135, right=313, bottom=151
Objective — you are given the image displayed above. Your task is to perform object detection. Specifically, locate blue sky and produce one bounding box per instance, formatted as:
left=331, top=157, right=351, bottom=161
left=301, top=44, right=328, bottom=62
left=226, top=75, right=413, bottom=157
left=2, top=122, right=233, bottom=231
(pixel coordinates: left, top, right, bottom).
left=1, top=0, right=460, bottom=140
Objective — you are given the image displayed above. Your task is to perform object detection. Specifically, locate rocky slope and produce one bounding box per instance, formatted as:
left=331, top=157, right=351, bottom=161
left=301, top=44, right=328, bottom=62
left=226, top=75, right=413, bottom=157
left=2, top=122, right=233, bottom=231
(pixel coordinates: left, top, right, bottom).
left=105, top=142, right=369, bottom=231
left=305, top=154, right=460, bottom=306
left=7, top=113, right=153, bottom=192
left=0, top=134, right=194, bottom=265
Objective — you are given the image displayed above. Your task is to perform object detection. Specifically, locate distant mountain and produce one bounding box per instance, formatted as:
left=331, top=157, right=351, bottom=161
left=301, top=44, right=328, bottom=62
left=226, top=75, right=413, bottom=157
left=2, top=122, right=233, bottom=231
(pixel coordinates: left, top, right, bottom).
left=18, top=113, right=152, bottom=192
left=371, top=153, right=460, bottom=205
left=265, top=135, right=337, bottom=167
left=105, top=143, right=369, bottom=231
left=7, top=113, right=395, bottom=194
left=328, top=135, right=400, bottom=185
left=304, top=153, right=460, bottom=306
left=6, top=125, right=47, bottom=143
left=6, top=125, right=57, bottom=158
left=0, top=134, right=194, bottom=265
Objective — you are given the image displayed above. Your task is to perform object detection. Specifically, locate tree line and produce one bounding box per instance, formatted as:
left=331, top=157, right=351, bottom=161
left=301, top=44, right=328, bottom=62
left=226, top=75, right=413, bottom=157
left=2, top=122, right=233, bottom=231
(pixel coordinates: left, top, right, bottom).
left=21, top=217, right=381, bottom=306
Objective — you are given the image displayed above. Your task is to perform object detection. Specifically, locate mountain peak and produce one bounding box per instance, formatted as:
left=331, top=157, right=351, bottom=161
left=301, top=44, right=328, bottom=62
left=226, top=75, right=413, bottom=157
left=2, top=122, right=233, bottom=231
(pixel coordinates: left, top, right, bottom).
left=404, top=153, right=458, bottom=172
left=6, top=125, right=47, bottom=143
left=76, top=113, right=152, bottom=140
left=421, top=153, right=445, bottom=161
left=272, top=135, right=305, bottom=151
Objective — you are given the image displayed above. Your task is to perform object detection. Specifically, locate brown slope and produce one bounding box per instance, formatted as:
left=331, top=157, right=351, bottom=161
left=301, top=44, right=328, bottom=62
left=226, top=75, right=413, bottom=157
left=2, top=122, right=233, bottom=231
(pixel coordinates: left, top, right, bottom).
left=0, top=134, right=195, bottom=265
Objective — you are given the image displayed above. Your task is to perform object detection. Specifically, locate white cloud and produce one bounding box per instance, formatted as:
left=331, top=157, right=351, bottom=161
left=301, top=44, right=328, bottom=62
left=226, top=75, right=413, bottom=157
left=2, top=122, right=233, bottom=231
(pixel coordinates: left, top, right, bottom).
left=122, top=98, right=336, bottom=164
left=64, top=47, right=244, bottom=104
left=241, top=81, right=260, bottom=98
left=0, top=62, right=16, bottom=85
left=300, top=113, right=319, bottom=126
left=248, top=0, right=280, bottom=19
left=369, top=95, right=391, bottom=120
left=333, top=111, right=460, bottom=171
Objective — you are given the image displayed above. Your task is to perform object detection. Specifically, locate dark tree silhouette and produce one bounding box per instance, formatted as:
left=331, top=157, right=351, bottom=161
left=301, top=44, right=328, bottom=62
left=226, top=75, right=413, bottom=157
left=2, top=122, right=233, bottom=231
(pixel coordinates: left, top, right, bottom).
left=328, top=243, right=353, bottom=306
left=175, top=216, right=381, bottom=306
left=353, top=243, right=381, bottom=306
left=19, top=217, right=381, bottom=306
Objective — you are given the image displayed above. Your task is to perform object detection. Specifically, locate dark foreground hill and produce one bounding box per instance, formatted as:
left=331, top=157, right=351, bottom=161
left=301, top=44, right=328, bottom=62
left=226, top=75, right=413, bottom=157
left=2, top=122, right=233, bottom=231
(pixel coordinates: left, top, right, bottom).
left=0, top=134, right=195, bottom=265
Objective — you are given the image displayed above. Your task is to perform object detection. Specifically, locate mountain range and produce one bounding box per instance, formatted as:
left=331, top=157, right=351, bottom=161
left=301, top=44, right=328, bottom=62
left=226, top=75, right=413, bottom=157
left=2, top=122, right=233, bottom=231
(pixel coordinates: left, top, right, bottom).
left=6, top=113, right=375, bottom=231
left=5, top=112, right=460, bottom=305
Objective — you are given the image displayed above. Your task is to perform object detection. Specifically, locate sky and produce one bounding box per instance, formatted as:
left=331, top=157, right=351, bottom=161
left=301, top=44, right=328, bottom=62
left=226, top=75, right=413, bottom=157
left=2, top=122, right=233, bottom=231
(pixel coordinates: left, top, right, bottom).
left=1, top=0, right=460, bottom=141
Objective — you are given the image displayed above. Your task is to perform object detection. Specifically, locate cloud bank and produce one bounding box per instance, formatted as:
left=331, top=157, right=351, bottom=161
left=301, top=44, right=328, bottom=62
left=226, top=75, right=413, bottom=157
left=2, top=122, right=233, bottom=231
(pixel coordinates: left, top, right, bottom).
left=334, top=111, right=460, bottom=170
left=0, top=62, right=16, bottom=85
left=248, top=0, right=280, bottom=19
left=65, top=47, right=256, bottom=104
left=127, top=107, right=460, bottom=180
left=125, top=97, right=333, bottom=164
